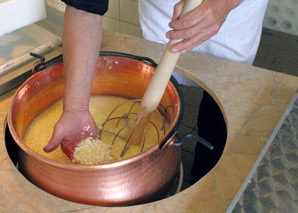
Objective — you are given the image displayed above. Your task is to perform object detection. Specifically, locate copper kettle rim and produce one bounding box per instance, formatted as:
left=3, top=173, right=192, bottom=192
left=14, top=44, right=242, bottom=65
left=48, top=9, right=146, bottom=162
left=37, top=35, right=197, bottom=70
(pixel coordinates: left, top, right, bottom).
left=7, top=52, right=184, bottom=170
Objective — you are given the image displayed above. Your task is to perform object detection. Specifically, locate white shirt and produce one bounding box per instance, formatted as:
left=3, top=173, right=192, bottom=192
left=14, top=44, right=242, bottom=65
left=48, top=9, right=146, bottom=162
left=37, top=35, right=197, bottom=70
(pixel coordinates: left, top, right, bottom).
left=139, top=0, right=269, bottom=65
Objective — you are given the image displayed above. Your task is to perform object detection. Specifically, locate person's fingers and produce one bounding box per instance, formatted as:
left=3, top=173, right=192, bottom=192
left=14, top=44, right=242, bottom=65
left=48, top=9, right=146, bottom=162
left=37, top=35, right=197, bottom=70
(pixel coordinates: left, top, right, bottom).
left=166, top=17, right=209, bottom=40
left=169, top=4, right=205, bottom=30
left=43, top=125, right=64, bottom=152
left=171, top=0, right=185, bottom=21
left=170, top=25, right=217, bottom=53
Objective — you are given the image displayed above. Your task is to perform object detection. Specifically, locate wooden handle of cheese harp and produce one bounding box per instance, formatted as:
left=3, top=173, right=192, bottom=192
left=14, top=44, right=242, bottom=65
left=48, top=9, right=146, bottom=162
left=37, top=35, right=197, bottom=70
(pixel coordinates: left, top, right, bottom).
left=141, top=0, right=203, bottom=114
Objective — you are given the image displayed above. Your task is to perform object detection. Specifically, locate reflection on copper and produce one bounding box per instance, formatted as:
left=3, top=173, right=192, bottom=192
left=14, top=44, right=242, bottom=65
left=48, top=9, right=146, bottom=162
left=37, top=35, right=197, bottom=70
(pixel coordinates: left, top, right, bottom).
left=8, top=55, right=182, bottom=206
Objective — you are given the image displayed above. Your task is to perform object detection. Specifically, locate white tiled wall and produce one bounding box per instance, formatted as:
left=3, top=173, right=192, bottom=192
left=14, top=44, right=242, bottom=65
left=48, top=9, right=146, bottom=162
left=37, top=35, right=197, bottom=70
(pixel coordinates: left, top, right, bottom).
left=47, top=0, right=66, bottom=12
left=48, top=0, right=298, bottom=38
left=263, top=0, right=298, bottom=36
left=104, top=0, right=141, bottom=37
left=46, top=0, right=142, bottom=38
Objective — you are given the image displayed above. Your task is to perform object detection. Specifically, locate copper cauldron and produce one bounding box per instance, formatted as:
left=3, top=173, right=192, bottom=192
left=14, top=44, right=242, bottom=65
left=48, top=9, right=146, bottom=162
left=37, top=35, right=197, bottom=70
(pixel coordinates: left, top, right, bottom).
left=7, top=52, right=184, bottom=206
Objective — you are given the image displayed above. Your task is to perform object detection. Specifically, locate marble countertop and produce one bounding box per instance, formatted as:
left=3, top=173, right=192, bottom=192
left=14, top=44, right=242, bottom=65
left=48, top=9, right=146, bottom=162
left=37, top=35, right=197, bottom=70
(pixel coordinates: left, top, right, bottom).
left=1, top=30, right=298, bottom=212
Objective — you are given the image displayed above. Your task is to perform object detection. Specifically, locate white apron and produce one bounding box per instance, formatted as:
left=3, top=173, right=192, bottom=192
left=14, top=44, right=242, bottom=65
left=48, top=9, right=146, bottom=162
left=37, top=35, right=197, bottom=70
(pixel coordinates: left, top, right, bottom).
left=139, top=0, right=269, bottom=85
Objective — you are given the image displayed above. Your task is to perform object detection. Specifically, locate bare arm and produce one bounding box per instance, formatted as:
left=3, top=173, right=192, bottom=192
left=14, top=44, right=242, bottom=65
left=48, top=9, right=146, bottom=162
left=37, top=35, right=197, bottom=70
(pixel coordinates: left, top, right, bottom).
left=44, top=6, right=103, bottom=154
left=166, top=0, right=243, bottom=53
left=63, top=5, right=102, bottom=112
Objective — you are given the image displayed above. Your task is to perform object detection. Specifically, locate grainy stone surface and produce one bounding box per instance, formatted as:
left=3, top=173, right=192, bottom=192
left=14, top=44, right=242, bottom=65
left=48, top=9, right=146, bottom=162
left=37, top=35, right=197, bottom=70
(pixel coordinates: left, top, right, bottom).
left=0, top=30, right=298, bottom=212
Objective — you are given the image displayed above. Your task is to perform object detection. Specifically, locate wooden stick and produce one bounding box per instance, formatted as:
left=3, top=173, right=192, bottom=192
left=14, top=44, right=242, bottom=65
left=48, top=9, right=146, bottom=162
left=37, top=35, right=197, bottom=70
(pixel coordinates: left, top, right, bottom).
left=141, top=0, right=203, bottom=114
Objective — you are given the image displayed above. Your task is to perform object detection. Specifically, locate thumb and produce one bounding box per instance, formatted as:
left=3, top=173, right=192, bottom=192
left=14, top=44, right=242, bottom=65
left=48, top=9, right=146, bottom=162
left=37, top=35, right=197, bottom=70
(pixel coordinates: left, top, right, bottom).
left=43, top=127, right=64, bottom=152
left=171, top=0, right=185, bottom=21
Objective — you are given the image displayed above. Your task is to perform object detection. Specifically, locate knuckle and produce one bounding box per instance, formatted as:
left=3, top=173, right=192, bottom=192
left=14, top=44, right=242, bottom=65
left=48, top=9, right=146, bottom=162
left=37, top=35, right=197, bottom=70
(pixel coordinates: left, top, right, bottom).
left=184, top=29, right=193, bottom=38
left=192, top=37, right=198, bottom=44
left=209, top=16, right=217, bottom=25
left=195, top=36, right=203, bottom=44
left=181, top=19, right=190, bottom=28
left=204, top=6, right=213, bottom=16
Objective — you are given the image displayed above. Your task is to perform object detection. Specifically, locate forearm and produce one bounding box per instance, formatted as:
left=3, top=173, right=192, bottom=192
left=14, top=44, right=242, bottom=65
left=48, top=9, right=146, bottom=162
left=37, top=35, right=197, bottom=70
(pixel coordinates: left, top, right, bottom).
left=63, top=6, right=103, bottom=112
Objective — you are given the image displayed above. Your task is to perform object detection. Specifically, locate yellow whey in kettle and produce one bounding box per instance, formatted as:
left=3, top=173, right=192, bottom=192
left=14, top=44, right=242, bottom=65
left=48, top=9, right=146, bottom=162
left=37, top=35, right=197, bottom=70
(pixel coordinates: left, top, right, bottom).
left=23, top=96, right=168, bottom=164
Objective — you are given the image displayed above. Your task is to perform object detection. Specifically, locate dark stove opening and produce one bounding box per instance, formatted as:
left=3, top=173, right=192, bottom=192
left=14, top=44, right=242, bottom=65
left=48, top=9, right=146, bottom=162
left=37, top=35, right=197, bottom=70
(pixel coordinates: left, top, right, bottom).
left=178, top=86, right=227, bottom=190
left=5, top=124, right=19, bottom=167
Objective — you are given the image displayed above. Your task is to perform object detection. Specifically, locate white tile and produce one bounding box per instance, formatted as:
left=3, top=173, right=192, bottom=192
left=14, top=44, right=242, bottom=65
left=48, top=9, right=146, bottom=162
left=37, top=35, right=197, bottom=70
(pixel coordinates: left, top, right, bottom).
left=105, top=0, right=119, bottom=19
left=120, top=21, right=141, bottom=38
left=59, top=2, right=66, bottom=12
left=102, top=17, right=120, bottom=33
left=47, top=0, right=65, bottom=12
left=120, top=0, right=140, bottom=25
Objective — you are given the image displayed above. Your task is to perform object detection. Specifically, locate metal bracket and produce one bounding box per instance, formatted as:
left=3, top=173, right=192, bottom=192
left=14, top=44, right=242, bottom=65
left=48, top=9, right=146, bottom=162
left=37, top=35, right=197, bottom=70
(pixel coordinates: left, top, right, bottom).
left=30, top=52, right=46, bottom=74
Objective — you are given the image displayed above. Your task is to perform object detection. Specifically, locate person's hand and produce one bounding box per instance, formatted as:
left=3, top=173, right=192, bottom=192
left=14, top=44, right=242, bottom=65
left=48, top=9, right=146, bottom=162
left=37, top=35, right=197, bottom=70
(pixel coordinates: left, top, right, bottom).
left=166, top=0, right=242, bottom=53
left=43, top=5, right=103, bottom=159
left=43, top=109, right=98, bottom=159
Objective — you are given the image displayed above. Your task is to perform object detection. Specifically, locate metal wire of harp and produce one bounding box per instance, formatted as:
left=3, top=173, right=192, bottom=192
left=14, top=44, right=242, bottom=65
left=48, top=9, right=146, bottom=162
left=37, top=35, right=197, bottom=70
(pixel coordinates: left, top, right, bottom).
left=98, top=99, right=171, bottom=157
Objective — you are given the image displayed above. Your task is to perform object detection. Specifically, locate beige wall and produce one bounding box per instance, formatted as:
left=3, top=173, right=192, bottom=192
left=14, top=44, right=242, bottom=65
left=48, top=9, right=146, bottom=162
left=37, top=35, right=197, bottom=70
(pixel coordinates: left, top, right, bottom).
left=46, top=0, right=142, bottom=38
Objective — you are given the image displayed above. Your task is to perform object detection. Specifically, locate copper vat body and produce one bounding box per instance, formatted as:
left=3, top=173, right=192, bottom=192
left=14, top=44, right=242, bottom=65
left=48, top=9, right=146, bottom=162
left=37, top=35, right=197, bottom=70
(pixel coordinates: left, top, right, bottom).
left=7, top=54, right=183, bottom=206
